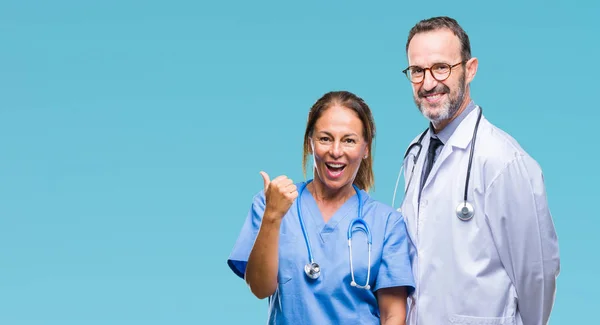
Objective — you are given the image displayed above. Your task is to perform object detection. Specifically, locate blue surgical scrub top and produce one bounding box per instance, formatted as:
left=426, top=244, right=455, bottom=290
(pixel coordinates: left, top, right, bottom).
left=227, top=181, right=415, bottom=324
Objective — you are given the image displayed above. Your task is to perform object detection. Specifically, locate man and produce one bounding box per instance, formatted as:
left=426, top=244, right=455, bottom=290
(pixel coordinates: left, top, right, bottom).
left=398, top=16, right=560, bottom=325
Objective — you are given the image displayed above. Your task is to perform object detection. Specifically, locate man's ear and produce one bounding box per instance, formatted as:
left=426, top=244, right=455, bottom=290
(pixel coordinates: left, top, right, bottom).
left=465, top=57, right=478, bottom=84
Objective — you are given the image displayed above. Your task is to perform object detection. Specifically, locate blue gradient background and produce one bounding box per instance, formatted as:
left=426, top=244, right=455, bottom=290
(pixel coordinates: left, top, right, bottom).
left=0, top=1, right=596, bottom=324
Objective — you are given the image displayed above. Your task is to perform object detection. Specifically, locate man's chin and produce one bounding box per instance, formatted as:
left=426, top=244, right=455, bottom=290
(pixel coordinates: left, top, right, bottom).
left=420, top=106, right=448, bottom=124
left=426, top=115, right=446, bottom=125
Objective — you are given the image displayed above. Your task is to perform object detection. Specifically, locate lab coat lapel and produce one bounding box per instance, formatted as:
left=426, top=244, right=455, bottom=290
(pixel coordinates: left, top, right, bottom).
left=406, top=173, right=421, bottom=242
left=404, top=134, right=429, bottom=239
left=420, top=107, right=481, bottom=192
left=420, top=141, right=454, bottom=192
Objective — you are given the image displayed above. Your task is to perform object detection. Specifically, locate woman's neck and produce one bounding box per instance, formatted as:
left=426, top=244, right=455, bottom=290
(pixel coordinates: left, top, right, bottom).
left=307, top=180, right=356, bottom=222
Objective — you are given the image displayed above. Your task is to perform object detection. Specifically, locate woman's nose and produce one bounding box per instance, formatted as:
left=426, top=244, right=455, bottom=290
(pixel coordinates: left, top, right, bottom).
left=329, top=141, right=343, bottom=158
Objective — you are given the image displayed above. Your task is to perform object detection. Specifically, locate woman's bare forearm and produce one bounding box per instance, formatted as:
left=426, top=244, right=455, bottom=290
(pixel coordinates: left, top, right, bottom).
left=245, top=172, right=298, bottom=299
left=245, top=210, right=282, bottom=299
left=377, top=287, right=408, bottom=325
left=381, top=315, right=406, bottom=325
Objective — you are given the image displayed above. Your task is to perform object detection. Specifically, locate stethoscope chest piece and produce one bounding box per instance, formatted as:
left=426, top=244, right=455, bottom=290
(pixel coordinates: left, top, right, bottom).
left=455, top=201, right=474, bottom=221
left=304, top=262, right=321, bottom=280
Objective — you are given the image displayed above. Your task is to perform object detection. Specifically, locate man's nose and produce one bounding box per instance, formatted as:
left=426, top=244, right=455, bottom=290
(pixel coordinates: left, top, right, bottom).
left=421, top=69, right=438, bottom=91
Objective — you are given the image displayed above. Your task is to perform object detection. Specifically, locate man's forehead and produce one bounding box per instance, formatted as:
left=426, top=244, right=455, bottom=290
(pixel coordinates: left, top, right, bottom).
left=407, top=29, right=461, bottom=65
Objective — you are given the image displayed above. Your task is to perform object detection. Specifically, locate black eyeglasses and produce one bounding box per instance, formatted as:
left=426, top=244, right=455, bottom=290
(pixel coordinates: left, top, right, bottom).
left=402, top=60, right=467, bottom=84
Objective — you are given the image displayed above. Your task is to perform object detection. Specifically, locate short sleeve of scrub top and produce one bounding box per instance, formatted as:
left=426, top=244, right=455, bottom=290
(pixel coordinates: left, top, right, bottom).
left=373, top=209, right=415, bottom=295
left=227, top=190, right=265, bottom=279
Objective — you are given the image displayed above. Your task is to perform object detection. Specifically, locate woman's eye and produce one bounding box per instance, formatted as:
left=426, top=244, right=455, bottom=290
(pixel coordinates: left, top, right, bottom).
left=319, top=137, right=331, bottom=142
left=344, top=138, right=356, bottom=144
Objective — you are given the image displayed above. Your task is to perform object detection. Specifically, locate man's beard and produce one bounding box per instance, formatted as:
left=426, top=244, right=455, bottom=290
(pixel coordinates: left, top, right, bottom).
left=415, top=73, right=466, bottom=125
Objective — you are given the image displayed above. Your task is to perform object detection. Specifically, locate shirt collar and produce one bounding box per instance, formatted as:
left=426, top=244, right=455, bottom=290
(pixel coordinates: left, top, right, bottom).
left=428, top=100, right=477, bottom=144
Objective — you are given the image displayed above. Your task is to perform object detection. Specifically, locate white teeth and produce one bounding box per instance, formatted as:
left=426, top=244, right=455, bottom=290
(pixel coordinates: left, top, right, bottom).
left=327, top=163, right=344, bottom=168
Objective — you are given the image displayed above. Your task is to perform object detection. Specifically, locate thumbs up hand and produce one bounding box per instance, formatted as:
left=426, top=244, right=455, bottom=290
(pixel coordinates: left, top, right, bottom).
left=260, top=171, right=298, bottom=221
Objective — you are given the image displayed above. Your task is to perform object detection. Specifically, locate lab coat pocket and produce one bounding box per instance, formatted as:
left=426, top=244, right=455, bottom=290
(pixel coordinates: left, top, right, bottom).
left=278, top=234, right=299, bottom=285
left=449, top=314, right=515, bottom=325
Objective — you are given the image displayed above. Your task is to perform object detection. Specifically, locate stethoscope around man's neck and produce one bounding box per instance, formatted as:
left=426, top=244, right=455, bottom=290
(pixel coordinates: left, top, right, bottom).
left=296, top=179, right=372, bottom=290
left=392, top=106, right=483, bottom=221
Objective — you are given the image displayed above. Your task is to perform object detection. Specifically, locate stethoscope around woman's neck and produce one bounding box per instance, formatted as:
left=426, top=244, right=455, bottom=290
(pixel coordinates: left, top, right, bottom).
left=392, top=106, right=483, bottom=221
left=296, top=180, right=372, bottom=289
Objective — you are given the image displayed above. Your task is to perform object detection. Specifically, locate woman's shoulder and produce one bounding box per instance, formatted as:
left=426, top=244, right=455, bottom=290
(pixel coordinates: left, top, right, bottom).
left=360, top=190, right=404, bottom=222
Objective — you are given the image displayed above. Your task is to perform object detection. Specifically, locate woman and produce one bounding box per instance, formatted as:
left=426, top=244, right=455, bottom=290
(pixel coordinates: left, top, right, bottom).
left=227, top=91, right=415, bottom=324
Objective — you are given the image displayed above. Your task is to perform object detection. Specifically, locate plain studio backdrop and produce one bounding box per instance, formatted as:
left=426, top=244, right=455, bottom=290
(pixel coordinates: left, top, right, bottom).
left=0, top=0, right=596, bottom=324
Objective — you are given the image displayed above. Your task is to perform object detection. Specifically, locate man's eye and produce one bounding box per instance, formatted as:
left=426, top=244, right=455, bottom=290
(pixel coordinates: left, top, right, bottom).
left=433, top=65, right=449, bottom=73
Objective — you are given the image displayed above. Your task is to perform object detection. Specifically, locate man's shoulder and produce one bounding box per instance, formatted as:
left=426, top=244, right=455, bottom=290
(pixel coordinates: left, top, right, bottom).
left=480, top=118, right=526, bottom=154
left=477, top=118, right=542, bottom=174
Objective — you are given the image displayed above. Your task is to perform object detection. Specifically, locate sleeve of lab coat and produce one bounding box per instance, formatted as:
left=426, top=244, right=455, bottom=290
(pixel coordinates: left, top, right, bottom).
left=484, top=155, right=560, bottom=325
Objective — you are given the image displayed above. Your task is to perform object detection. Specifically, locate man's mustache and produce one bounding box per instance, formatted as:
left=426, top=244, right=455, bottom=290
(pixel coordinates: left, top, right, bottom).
left=419, top=84, right=450, bottom=98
